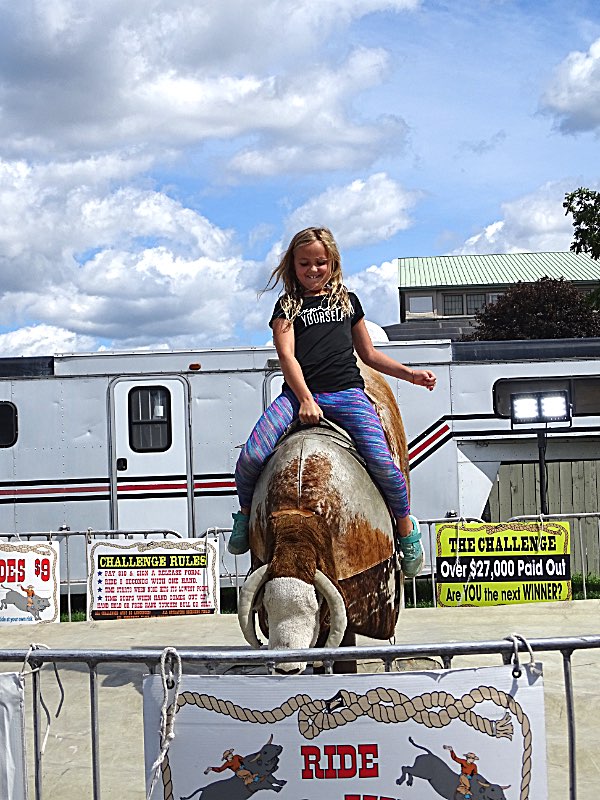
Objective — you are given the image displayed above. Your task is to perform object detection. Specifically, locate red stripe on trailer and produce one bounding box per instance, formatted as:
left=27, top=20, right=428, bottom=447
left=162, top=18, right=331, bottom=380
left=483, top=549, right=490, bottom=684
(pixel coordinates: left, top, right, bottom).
left=117, top=482, right=188, bottom=493
left=194, top=480, right=236, bottom=490
left=408, top=423, right=450, bottom=461
left=0, top=485, right=108, bottom=496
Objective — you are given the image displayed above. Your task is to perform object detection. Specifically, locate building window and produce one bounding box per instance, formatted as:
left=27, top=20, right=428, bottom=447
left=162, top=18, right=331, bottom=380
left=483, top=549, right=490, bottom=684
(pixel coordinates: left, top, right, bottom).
left=128, top=386, right=172, bottom=452
left=0, top=402, right=17, bottom=447
left=408, top=295, right=434, bottom=314
left=466, top=293, right=486, bottom=314
left=572, top=378, right=600, bottom=415
left=494, top=376, right=600, bottom=418
left=487, top=292, right=503, bottom=305
left=443, top=294, right=464, bottom=316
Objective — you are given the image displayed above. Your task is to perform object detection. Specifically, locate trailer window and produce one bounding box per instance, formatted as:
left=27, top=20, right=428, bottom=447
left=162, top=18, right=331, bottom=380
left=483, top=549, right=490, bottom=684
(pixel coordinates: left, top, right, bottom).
left=128, top=387, right=172, bottom=452
left=0, top=402, right=17, bottom=447
left=494, top=377, right=600, bottom=417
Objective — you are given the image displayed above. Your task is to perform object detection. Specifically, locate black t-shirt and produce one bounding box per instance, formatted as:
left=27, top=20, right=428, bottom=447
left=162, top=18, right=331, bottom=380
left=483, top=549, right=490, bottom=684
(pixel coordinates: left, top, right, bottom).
left=269, top=292, right=365, bottom=393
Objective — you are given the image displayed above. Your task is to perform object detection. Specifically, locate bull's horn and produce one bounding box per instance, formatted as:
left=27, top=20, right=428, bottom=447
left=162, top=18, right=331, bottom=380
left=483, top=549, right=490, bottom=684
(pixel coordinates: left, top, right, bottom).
left=237, top=565, right=269, bottom=649
left=247, top=733, right=274, bottom=763
left=314, top=570, right=347, bottom=649
left=499, top=786, right=511, bottom=790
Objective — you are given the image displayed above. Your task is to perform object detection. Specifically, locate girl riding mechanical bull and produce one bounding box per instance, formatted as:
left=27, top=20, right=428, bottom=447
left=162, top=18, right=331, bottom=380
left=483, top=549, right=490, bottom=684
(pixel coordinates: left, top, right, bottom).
left=229, top=226, right=436, bottom=577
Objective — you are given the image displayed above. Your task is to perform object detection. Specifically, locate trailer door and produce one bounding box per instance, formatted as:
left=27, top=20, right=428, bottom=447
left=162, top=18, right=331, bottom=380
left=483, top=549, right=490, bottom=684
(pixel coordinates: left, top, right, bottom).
left=109, top=377, right=193, bottom=536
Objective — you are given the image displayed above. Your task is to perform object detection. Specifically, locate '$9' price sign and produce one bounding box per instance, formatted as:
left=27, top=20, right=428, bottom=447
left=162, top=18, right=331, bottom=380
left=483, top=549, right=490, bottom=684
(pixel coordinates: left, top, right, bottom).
left=34, top=558, right=51, bottom=581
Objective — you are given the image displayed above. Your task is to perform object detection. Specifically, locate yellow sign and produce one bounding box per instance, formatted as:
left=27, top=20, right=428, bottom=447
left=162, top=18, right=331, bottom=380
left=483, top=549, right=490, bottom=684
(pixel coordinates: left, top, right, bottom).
left=436, top=521, right=571, bottom=607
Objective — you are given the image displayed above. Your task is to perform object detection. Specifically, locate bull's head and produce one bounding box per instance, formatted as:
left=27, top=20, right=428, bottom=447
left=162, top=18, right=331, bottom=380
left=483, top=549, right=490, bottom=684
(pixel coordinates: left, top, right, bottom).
left=246, top=734, right=274, bottom=763
left=478, top=781, right=511, bottom=795
left=238, top=564, right=347, bottom=674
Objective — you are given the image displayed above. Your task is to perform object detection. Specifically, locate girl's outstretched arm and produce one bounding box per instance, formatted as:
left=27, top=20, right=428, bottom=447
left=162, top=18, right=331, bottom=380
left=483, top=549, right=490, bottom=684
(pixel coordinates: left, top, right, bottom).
left=272, top=317, right=323, bottom=423
left=352, top=318, right=437, bottom=391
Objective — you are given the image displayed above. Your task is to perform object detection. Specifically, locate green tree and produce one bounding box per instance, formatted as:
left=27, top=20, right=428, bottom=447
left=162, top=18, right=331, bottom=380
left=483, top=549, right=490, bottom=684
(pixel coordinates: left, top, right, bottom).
left=564, top=187, right=600, bottom=261
left=587, top=286, right=600, bottom=311
left=462, top=277, right=600, bottom=341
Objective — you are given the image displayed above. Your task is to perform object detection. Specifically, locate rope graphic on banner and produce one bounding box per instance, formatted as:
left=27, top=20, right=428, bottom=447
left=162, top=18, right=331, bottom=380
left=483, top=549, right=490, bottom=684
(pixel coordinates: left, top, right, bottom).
left=154, top=682, right=533, bottom=800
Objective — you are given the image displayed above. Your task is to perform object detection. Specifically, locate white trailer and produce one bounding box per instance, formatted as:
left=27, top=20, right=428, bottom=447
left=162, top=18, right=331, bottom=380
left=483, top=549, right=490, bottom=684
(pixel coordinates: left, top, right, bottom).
left=0, top=338, right=598, bottom=589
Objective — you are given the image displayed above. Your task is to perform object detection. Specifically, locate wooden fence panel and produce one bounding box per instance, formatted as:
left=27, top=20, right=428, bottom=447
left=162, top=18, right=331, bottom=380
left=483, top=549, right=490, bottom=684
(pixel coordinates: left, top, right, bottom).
left=486, top=460, right=600, bottom=575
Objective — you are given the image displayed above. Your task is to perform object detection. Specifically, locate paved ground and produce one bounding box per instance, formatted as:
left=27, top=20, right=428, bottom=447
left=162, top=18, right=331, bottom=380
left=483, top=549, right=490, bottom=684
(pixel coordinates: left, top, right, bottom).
left=1, top=600, right=599, bottom=799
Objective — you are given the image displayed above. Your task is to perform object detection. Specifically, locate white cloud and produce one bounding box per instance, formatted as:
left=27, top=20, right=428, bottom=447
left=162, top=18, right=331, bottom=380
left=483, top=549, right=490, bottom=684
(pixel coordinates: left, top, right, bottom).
left=0, top=2, right=428, bottom=353
left=0, top=324, right=97, bottom=356
left=345, top=260, right=399, bottom=326
left=453, top=182, right=577, bottom=255
left=227, top=50, right=409, bottom=176
left=541, top=37, right=600, bottom=133
left=0, top=2, right=417, bottom=163
left=0, top=154, right=266, bottom=347
left=3, top=0, right=594, bottom=356
left=285, top=173, right=418, bottom=248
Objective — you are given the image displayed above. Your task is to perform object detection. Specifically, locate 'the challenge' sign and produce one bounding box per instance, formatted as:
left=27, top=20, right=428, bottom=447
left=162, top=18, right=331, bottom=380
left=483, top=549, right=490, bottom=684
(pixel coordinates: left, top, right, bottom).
left=436, top=521, right=570, bottom=607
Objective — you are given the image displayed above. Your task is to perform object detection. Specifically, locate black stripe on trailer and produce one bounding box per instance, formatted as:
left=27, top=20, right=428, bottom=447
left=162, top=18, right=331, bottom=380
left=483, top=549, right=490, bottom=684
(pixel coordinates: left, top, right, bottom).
left=0, top=493, right=109, bottom=504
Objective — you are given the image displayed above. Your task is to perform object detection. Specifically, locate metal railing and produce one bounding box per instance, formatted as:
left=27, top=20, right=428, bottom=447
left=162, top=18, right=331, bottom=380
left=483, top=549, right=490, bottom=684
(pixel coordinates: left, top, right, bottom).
left=0, top=529, right=182, bottom=621
left=3, top=634, right=598, bottom=800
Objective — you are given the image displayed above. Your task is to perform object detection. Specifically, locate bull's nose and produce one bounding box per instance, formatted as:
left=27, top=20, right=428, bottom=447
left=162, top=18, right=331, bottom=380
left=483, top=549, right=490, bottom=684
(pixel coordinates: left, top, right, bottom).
left=274, top=666, right=301, bottom=675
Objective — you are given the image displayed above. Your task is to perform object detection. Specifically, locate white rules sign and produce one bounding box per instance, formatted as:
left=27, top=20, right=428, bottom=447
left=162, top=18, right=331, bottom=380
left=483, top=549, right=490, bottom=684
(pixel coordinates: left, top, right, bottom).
left=87, top=537, right=219, bottom=620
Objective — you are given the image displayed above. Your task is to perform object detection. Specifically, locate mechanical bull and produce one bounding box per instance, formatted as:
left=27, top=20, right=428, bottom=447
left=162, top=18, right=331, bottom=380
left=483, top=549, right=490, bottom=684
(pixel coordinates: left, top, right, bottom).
left=180, top=736, right=286, bottom=800
left=0, top=587, right=50, bottom=621
left=238, top=362, right=409, bottom=673
left=397, top=739, right=510, bottom=800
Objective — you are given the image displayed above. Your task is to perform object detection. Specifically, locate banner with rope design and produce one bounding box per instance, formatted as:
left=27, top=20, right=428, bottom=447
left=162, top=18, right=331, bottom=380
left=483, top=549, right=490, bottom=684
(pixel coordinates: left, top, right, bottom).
left=0, top=540, right=60, bottom=624
left=144, top=662, right=547, bottom=800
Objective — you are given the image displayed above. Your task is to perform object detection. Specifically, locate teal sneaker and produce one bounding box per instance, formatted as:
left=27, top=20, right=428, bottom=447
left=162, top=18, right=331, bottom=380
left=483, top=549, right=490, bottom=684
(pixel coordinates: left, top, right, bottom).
left=399, top=515, right=423, bottom=579
left=228, top=511, right=250, bottom=555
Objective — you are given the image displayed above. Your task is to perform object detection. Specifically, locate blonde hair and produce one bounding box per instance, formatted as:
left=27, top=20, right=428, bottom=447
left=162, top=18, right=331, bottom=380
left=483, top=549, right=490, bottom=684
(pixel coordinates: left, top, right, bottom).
left=264, top=227, right=353, bottom=322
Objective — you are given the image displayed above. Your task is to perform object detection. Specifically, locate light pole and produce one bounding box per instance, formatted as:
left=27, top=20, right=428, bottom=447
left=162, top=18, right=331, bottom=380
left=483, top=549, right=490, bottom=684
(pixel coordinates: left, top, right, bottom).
left=510, top=391, right=571, bottom=516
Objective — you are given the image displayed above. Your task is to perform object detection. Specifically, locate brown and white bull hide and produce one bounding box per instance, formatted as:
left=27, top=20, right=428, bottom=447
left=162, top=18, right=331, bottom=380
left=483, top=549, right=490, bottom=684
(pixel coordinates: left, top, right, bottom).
left=238, top=362, right=409, bottom=673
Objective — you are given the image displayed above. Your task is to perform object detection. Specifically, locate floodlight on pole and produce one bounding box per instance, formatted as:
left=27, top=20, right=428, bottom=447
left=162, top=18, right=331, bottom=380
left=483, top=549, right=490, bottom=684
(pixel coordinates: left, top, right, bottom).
left=509, top=390, right=572, bottom=516
left=510, top=391, right=571, bottom=425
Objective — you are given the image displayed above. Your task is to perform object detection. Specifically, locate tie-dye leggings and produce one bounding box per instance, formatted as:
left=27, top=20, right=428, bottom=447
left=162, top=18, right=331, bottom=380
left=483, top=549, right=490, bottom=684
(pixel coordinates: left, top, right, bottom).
left=234, top=387, right=409, bottom=519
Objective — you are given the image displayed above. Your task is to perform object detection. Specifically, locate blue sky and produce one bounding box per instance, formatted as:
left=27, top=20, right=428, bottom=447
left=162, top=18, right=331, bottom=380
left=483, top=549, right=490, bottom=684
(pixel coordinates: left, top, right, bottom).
left=0, top=0, right=598, bottom=353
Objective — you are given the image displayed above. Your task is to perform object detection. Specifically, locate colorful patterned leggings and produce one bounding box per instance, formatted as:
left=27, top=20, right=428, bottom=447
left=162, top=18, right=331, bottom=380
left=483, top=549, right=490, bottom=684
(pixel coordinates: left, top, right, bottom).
left=234, top=387, right=409, bottom=518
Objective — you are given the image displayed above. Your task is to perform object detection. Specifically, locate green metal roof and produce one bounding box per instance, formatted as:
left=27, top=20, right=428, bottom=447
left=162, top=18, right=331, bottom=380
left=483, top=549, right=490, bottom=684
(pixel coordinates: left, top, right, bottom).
left=397, top=251, right=599, bottom=289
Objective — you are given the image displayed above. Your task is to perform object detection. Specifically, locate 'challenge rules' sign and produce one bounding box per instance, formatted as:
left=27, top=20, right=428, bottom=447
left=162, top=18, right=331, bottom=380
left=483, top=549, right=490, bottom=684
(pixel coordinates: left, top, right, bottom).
left=87, top=538, right=219, bottom=619
left=436, top=521, right=570, bottom=607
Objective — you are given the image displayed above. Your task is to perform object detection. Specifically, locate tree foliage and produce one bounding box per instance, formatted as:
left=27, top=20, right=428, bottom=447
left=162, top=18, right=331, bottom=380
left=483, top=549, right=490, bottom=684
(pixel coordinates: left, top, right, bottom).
left=564, top=187, right=600, bottom=261
left=462, top=277, right=600, bottom=341
left=587, top=286, right=600, bottom=311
